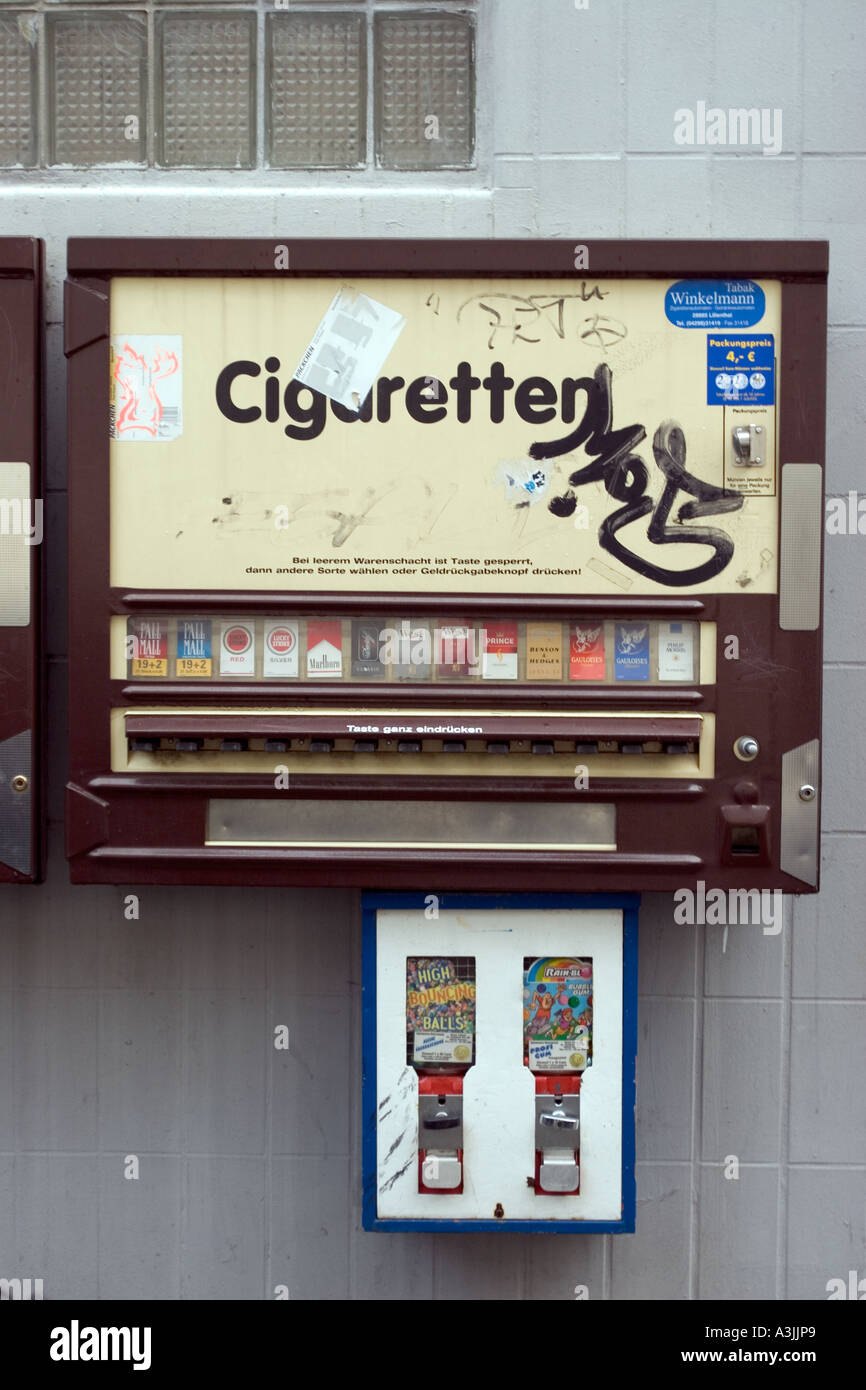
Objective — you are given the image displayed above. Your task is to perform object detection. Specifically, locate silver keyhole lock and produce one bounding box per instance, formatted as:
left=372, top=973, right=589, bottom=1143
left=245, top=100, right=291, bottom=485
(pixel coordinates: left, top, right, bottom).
left=799, top=784, right=817, bottom=802
left=11, top=774, right=29, bottom=793
left=734, top=737, right=759, bottom=761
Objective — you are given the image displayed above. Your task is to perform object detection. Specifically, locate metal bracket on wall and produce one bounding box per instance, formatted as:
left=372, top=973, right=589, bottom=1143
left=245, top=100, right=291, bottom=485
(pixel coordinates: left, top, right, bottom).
left=0, top=730, right=33, bottom=878
left=780, top=739, right=820, bottom=887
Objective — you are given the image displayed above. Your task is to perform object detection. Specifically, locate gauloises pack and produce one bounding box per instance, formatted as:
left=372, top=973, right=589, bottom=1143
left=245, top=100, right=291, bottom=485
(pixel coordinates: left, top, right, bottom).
left=570, top=623, right=605, bottom=680
left=65, top=238, right=825, bottom=890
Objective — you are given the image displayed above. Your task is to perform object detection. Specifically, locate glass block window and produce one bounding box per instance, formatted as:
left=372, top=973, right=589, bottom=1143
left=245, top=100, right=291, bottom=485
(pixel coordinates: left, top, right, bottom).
left=375, top=12, right=474, bottom=170
left=49, top=15, right=146, bottom=166
left=0, top=15, right=35, bottom=168
left=0, top=4, right=476, bottom=172
left=158, top=13, right=256, bottom=169
left=267, top=13, right=365, bottom=169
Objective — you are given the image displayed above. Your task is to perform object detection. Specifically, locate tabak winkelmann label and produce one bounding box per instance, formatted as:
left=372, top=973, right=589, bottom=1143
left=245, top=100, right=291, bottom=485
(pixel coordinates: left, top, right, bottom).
left=406, top=957, right=476, bottom=1068
left=524, top=957, right=593, bottom=1073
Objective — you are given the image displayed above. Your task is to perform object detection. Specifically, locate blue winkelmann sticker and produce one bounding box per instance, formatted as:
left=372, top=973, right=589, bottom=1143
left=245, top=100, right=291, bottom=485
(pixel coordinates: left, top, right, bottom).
left=614, top=623, right=650, bottom=682
left=707, top=334, right=775, bottom=405
left=665, top=280, right=765, bottom=329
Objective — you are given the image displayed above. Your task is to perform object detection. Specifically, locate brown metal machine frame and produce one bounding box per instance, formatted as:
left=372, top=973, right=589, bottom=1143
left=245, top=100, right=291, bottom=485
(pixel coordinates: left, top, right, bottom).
left=0, top=237, right=42, bottom=884
left=65, top=239, right=827, bottom=890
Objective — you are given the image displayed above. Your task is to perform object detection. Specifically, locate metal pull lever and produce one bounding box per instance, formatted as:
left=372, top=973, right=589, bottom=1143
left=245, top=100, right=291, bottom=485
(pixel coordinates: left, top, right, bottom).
left=419, top=1094, right=464, bottom=1191
left=535, top=1096, right=581, bottom=1194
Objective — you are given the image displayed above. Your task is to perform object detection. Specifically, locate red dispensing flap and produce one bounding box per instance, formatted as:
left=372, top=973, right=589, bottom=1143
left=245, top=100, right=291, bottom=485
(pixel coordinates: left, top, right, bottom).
left=534, top=1074, right=582, bottom=1096
left=418, top=1075, right=465, bottom=1095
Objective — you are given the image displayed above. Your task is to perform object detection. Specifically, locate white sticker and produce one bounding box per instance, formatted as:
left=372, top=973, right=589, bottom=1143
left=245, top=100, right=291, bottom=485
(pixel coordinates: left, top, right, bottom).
left=263, top=620, right=299, bottom=677
left=482, top=650, right=518, bottom=679
left=220, top=621, right=256, bottom=675
left=110, top=335, right=182, bottom=441
left=528, top=1033, right=590, bottom=1073
left=413, top=1031, right=470, bottom=1065
left=494, top=459, right=550, bottom=508
left=657, top=621, right=696, bottom=681
left=292, top=288, right=406, bottom=411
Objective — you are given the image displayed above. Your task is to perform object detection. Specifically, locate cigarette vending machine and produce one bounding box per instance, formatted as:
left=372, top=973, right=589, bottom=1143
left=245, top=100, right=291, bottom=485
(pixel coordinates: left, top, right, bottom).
left=64, top=239, right=826, bottom=893
left=0, top=238, right=42, bottom=884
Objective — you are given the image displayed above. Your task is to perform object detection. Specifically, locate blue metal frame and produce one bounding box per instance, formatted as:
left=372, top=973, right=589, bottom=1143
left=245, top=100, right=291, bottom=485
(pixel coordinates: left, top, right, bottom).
left=361, top=891, right=639, bottom=1234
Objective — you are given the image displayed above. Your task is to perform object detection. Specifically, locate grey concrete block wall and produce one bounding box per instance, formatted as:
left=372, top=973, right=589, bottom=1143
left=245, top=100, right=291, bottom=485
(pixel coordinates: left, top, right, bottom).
left=0, top=0, right=864, bottom=1299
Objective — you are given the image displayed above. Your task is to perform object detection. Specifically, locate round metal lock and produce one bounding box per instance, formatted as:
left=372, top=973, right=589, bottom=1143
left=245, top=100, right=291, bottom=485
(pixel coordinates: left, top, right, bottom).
left=11, top=774, right=29, bottom=793
left=734, top=736, right=759, bottom=761
left=799, top=784, right=816, bottom=802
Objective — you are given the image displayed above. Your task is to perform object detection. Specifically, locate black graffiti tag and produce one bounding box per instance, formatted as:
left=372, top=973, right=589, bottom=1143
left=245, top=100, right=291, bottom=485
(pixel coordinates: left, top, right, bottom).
left=530, top=364, right=743, bottom=587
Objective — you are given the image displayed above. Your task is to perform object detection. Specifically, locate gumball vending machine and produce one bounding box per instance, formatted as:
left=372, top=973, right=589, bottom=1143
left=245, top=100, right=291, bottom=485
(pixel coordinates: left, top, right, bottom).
left=406, top=958, right=476, bottom=1194
left=364, top=893, right=637, bottom=1233
left=524, top=958, right=593, bottom=1195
